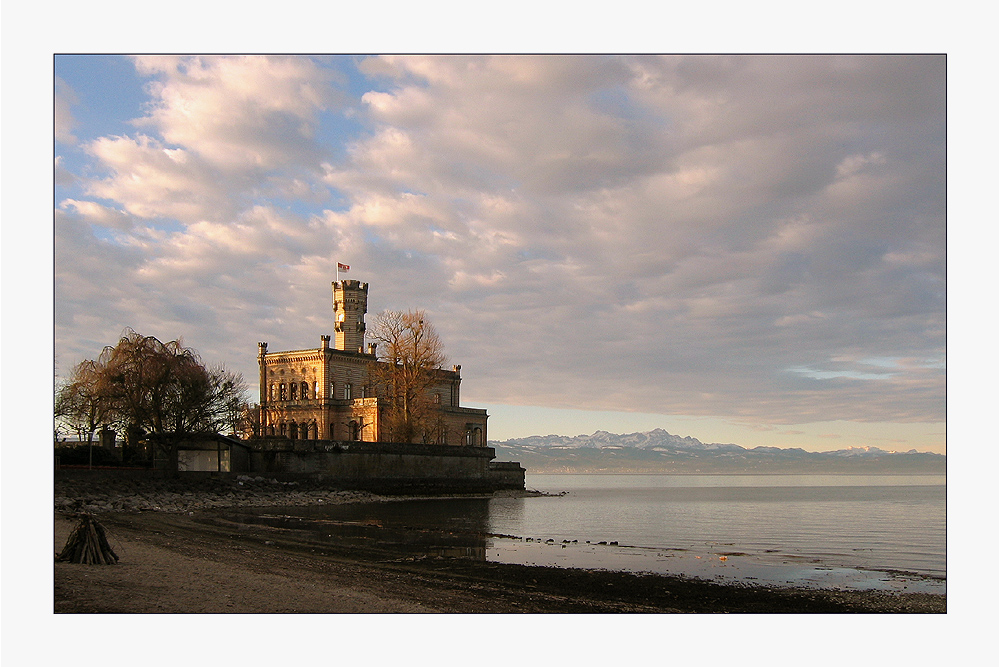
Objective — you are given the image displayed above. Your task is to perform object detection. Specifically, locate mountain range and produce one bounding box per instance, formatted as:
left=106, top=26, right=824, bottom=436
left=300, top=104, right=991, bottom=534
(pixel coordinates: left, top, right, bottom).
left=489, top=428, right=945, bottom=474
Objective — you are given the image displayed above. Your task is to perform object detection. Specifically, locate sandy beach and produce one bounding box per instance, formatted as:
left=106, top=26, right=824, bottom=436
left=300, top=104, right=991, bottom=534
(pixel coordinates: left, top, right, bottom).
left=53, top=475, right=944, bottom=614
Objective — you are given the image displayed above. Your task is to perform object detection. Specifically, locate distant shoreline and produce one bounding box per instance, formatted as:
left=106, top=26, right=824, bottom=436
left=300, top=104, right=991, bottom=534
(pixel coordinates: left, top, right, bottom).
left=513, top=468, right=946, bottom=476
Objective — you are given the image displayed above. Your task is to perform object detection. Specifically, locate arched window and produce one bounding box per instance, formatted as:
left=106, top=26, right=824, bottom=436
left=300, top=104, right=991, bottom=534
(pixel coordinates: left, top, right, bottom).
left=301, top=382, right=309, bottom=400
left=465, top=426, right=483, bottom=446
left=329, top=382, right=336, bottom=398
left=313, top=382, right=319, bottom=399
left=269, top=384, right=275, bottom=400
left=290, top=382, right=298, bottom=400
left=279, top=423, right=287, bottom=437
left=344, top=383, right=352, bottom=400
left=279, top=383, right=287, bottom=400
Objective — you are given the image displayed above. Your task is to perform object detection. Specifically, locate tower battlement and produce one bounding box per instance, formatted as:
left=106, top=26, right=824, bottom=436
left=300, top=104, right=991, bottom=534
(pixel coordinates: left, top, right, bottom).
left=332, top=280, right=368, bottom=353
left=333, top=280, right=368, bottom=291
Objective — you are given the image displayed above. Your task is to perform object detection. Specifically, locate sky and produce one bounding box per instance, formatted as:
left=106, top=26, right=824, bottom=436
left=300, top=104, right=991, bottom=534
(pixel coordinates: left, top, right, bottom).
left=50, top=54, right=952, bottom=453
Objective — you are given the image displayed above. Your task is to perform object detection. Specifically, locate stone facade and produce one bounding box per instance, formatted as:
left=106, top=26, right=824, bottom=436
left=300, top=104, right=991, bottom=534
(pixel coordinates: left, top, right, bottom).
left=257, top=280, right=488, bottom=447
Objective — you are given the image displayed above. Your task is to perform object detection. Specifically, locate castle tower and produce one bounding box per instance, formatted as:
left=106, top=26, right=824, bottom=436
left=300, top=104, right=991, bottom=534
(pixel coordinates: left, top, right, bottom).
left=332, top=280, right=369, bottom=353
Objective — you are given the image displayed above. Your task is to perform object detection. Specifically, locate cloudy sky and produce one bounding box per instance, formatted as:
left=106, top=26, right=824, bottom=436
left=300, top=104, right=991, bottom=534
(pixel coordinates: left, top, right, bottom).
left=52, top=54, right=949, bottom=452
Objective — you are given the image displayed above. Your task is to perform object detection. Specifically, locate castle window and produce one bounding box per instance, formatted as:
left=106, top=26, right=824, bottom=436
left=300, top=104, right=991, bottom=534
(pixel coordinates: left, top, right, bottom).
left=344, top=383, right=352, bottom=400
left=290, top=422, right=298, bottom=439
left=269, top=384, right=275, bottom=400
left=290, top=382, right=298, bottom=400
left=279, top=423, right=287, bottom=436
left=279, top=384, right=287, bottom=401
left=301, top=382, right=310, bottom=400
left=465, top=426, right=482, bottom=447
left=349, top=420, right=360, bottom=441
left=314, top=382, right=319, bottom=399
left=433, top=393, right=441, bottom=404
left=330, top=382, right=336, bottom=398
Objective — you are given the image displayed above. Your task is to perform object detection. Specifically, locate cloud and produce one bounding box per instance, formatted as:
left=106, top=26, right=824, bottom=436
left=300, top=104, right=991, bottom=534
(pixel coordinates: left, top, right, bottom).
left=75, top=56, right=344, bottom=225
left=60, top=199, right=134, bottom=231
left=133, top=55, right=340, bottom=171
left=84, top=134, right=228, bottom=222
left=55, top=156, right=77, bottom=188
left=55, top=77, right=78, bottom=144
left=54, top=55, right=945, bottom=427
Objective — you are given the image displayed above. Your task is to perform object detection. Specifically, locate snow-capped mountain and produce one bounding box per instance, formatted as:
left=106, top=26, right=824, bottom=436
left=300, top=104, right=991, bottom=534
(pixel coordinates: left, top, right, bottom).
left=489, top=429, right=944, bottom=473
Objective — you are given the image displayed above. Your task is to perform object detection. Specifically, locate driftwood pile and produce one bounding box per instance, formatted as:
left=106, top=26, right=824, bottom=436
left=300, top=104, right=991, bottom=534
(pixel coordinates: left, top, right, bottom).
left=56, top=513, right=119, bottom=565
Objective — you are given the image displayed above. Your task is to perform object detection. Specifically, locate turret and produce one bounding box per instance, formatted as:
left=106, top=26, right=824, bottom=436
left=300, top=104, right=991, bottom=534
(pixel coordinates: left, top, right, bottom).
left=332, top=280, right=369, bottom=353
left=257, top=342, right=268, bottom=405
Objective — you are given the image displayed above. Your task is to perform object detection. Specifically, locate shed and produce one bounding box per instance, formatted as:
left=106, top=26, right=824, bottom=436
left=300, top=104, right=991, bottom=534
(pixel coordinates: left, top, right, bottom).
left=176, top=434, right=251, bottom=473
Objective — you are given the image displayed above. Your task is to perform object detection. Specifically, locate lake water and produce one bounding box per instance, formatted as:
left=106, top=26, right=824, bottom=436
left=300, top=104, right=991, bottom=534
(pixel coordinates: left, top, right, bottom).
left=497, top=473, right=945, bottom=593
left=220, top=473, right=946, bottom=594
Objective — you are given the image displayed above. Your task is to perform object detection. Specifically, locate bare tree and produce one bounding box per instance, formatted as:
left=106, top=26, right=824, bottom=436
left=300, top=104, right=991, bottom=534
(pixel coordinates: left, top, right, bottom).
left=210, top=365, right=250, bottom=436
left=368, top=310, right=447, bottom=444
left=238, top=402, right=263, bottom=439
left=55, top=359, right=112, bottom=467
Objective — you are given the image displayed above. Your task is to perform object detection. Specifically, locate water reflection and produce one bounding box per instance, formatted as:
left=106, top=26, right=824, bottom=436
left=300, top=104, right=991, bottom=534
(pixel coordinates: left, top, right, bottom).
left=486, top=496, right=526, bottom=533
left=220, top=498, right=494, bottom=562
left=214, top=481, right=944, bottom=593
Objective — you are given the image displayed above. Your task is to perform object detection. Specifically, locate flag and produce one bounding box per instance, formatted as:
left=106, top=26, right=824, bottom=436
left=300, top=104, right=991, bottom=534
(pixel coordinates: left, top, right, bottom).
left=338, top=263, right=350, bottom=272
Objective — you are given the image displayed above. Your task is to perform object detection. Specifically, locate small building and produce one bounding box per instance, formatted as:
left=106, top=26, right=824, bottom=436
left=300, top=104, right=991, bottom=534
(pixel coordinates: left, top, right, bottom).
left=255, top=280, right=489, bottom=447
left=176, top=434, right=251, bottom=472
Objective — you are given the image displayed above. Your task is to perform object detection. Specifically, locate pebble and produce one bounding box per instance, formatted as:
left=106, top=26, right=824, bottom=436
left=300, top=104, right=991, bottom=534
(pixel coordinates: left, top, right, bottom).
left=54, top=477, right=384, bottom=514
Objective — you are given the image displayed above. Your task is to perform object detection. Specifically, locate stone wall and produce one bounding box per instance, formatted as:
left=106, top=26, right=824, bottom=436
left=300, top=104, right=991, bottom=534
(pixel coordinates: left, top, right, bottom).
left=486, top=461, right=526, bottom=491
left=249, top=439, right=523, bottom=493
left=55, top=439, right=525, bottom=494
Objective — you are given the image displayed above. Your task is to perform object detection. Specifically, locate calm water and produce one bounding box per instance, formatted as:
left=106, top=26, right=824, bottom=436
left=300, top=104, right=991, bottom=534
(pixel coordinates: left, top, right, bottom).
left=494, top=473, right=945, bottom=592
left=219, top=473, right=946, bottom=593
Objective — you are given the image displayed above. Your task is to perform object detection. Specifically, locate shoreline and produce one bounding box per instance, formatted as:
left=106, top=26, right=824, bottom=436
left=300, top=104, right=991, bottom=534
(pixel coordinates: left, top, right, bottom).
left=53, top=476, right=945, bottom=613
left=53, top=510, right=945, bottom=613
left=54, top=473, right=556, bottom=514
left=517, top=470, right=945, bottom=476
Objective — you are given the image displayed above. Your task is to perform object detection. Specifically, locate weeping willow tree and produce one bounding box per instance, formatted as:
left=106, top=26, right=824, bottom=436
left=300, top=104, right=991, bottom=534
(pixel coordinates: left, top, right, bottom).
left=368, top=310, right=448, bottom=444
left=56, top=329, right=248, bottom=467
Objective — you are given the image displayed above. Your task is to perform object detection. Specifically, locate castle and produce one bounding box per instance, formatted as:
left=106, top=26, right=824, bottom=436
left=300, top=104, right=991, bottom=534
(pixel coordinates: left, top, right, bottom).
left=256, top=280, right=489, bottom=447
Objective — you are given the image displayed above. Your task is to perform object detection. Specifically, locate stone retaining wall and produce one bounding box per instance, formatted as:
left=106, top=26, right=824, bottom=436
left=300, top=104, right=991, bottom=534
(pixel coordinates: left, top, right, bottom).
left=250, top=440, right=523, bottom=492
left=55, top=439, right=526, bottom=494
